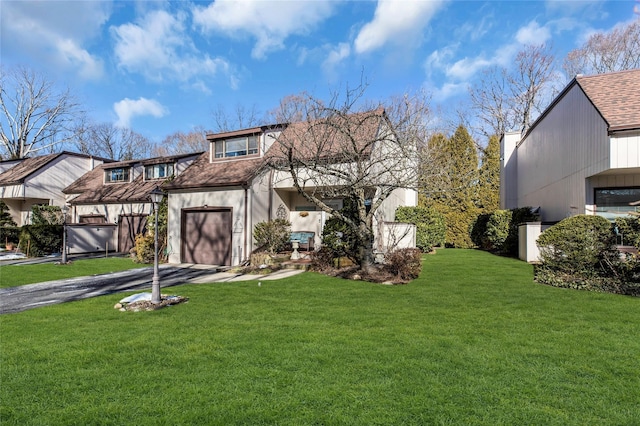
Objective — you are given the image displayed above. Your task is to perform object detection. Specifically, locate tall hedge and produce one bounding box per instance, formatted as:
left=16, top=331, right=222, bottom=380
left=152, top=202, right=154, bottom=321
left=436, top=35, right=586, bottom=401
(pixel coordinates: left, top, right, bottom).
left=395, top=206, right=446, bottom=252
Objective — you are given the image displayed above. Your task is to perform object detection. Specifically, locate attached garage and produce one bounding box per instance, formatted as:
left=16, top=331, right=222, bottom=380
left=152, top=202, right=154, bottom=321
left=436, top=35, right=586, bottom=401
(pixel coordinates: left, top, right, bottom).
left=181, top=208, right=232, bottom=265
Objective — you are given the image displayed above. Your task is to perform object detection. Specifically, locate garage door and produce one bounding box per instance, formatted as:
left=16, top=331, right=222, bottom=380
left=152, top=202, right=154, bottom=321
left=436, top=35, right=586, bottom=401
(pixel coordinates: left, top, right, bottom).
left=181, top=209, right=232, bottom=265
left=118, top=214, right=148, bottom=253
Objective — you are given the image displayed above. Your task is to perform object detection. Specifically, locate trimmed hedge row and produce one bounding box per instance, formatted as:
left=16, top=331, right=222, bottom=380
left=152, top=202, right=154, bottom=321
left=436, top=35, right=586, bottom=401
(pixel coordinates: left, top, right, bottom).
left=394, top=206, right=446, bottom=252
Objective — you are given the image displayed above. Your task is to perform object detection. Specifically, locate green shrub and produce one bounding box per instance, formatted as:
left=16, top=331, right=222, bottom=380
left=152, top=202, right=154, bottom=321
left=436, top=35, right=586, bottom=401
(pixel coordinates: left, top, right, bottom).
left=254, top=219, right=291, bottom=254
left=486, top=210, right=512, bottom=252
left=503, top=207, right=539, bottom=256
left=0, top=226, right=20, bottom=247
left=19, top=225, right=62, bottom=257
left=537, top=215, right=616, bottom=275
left=395, top=206, right=446, bottom=252
left=321, top=200, right=361, bottom=264
left=471, top=210, right=512, bottom=252
left=470, top=213, right=490, bottom=249
left=384, top=248, right=422, bottom=282
left=535, top=215, right=638, bottom=294
left=614, top=216, right=640, bottom=247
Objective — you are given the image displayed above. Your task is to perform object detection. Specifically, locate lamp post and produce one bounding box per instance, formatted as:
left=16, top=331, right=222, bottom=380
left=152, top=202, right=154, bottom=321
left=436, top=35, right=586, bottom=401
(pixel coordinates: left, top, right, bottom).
left=149, top=187, right=164, bottom=304
left=61, top=204, right=69, bottom=264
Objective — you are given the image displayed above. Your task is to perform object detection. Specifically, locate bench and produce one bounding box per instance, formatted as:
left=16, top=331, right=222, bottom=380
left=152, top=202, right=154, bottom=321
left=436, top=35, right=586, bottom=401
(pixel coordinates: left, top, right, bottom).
left=290, top=231, right=315, bottom=251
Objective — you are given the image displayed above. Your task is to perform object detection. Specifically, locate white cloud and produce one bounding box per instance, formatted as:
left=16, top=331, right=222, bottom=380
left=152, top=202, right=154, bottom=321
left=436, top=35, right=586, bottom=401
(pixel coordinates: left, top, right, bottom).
left=192, top=0, right=336, bottom=59
left=431, top=81, right=467, bottom=102
left=321, top=43, right=351, bottom=78
left=113, top=98, right=168, bottom=128
left=516, top=21, right=552, bottom=45
left=354, top=0, right=446, bottom=54
left=446, top=57, right=492, bottom=81
left=0, top=1, right=108, bottom=80
left=111, top=9, right=234, bottom=90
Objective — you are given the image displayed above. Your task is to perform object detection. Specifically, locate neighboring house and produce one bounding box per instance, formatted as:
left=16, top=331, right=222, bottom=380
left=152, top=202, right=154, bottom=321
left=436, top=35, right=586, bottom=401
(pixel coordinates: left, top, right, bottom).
left=0, top=152, right=107, bottom=226
left=501, top=68, right=640, bottom=223
left=164, top=112, right=417, bottom=267
left=63, top=153, right=201, bottom=254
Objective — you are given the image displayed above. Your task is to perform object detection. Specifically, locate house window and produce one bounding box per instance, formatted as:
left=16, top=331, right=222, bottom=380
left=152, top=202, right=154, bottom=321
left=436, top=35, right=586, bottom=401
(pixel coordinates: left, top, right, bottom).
left=145, top=163, right=174, bottom=180
left=214, top=136, right=259, bottom=159
left=105, top=167, right=130, bottom=183
left=595, top=187, right=640, bottom=216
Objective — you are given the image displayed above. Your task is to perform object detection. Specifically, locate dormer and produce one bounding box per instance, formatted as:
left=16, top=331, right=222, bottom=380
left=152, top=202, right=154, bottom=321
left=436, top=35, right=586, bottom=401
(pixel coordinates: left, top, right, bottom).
left=144, top=161, right=175, bottom=180
left=104, top=165, right=132, bottom=183
left=207, top=124, right=287, bottom=162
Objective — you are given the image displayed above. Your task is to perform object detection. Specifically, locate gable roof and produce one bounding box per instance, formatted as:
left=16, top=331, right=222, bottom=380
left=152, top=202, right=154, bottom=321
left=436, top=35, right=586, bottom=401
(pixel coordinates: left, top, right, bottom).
left=576, top=69, right=640, bottom=132
left=0, top=152, right=106, bottom=186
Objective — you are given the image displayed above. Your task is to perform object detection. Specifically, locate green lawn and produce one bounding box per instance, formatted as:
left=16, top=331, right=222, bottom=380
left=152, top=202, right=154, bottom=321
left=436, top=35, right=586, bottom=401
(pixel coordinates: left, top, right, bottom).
left=1, top=249, right=638, bottom=425
left=0, top=257, right=148, bottom=288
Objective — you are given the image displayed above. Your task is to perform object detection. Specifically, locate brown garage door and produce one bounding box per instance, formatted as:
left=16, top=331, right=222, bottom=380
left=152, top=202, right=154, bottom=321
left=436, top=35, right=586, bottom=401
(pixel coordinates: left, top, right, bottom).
left=181, top=209, right=232, bottom=265
left=118, top=214, right=148, bottom=253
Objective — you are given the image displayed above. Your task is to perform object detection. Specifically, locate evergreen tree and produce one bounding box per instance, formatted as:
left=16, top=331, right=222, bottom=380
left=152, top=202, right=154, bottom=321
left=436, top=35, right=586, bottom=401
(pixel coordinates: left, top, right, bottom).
left=421, top=125, right=479, bottom=248
left=477, top=135, right=500, bottom=212
left=0, top=201, right=16, bottom=227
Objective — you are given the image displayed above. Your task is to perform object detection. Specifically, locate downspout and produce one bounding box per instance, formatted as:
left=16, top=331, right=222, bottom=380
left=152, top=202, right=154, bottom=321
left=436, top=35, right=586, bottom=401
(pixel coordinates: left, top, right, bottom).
left=268, top=168, right=274, bottom=220
left=243, top=183, right=249, bottom=263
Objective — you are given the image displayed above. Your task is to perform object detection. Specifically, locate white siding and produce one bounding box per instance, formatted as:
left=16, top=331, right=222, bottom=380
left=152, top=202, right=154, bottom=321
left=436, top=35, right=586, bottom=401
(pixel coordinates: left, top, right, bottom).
left=610, top=132, right=640, bottom=169
left=500, top=132, right=520, bottom=209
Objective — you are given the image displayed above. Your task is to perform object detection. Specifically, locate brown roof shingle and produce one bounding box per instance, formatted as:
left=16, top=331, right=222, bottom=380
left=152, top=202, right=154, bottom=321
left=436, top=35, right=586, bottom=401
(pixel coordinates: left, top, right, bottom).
left=163, top=152, right=264, bottom=190
left=65, top=167, right=162, bottom=205
left=576, top=69, right=640, bottom=131
left=264, top=108, right=384, bottom=165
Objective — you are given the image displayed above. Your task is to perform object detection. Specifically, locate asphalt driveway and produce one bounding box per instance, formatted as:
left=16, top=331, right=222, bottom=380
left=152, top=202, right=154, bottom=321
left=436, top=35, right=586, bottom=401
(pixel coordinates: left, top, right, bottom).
left=0, top=264, right=304, bottom=314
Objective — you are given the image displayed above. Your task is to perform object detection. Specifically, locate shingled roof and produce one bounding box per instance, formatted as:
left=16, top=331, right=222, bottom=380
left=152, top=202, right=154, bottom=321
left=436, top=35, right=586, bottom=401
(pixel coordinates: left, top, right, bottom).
left=64, top=153, right=201, bottom=204
left=576, top=69, right=640, bottom=132
left=163, top=152, right=264, bottom=190
left=264, top=108, right=385, bottom=165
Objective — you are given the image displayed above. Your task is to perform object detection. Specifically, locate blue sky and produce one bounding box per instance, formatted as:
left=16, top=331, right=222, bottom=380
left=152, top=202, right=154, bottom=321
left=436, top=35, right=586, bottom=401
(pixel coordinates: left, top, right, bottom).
left=1, top=0, right=638, bottom=144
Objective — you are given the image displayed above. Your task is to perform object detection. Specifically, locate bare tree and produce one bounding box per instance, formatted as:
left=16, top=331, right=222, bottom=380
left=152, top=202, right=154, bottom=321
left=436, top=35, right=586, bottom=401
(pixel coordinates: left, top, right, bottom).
left=0, top=66, right=81, bottom=159
left=510, top=44, right=559, bottom=133
left=265, top=84, right=432, bottom=271
left=152, top=126, right=210, bottom=156
left=469, top=44, right=560, bottom=137
left=212, top=103, right=264, bottom=132
left=74, top=122, right=152, bottom=160
left=564, top=20, right=640, bottom=77
left=468, top=66, right=516, bottom=139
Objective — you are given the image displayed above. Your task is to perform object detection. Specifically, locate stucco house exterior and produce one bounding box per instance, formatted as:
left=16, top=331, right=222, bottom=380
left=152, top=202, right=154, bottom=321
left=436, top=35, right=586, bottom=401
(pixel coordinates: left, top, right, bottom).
left=0, top=152, right=107, bottom=226
left=501, top=69, right=640, bottom=223
left=164, top=111, right=417, bottom=267
left=63, top=153, right=201, bottom=254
